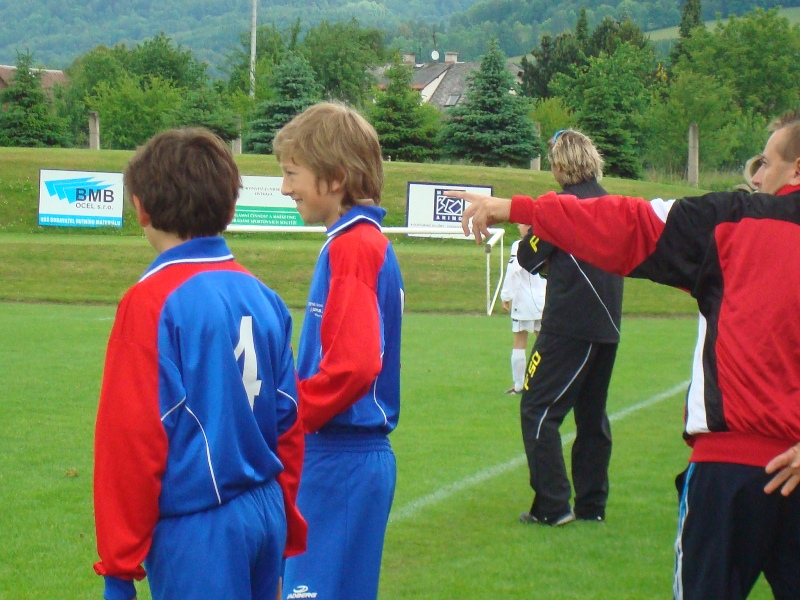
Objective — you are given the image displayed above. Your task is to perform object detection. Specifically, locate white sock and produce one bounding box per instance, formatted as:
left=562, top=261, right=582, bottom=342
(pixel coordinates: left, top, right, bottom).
left=511, top=349, right=527, bottom=392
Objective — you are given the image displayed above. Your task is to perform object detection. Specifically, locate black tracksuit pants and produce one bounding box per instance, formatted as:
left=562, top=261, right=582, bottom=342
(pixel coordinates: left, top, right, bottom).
left=520, top=332, right=617, bottom=520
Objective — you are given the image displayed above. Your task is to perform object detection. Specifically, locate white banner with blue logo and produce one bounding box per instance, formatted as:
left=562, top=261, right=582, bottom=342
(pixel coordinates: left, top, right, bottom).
left=38, top=169, right=124, bottom=228
left=405, top=181, right=493, bottom=238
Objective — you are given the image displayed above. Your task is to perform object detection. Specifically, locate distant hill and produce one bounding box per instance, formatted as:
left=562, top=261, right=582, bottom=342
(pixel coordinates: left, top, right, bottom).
left=0, top=0, right=481, bottom=74
left=4, top=0, right=797, bottom=76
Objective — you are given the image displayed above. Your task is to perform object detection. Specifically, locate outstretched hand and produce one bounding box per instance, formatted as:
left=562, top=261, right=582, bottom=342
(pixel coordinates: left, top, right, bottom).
left=764, top=443, right=800, bottom=496
left=443, top=190, right=513, bottom=244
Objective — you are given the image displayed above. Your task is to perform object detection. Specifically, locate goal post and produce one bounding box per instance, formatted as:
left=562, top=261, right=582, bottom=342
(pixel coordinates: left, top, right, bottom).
left=225, top=225, right=506, bottom=315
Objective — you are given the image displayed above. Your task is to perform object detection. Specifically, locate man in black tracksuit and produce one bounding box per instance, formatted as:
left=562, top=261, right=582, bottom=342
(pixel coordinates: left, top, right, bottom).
left=516, top=129, right=623, bottom=525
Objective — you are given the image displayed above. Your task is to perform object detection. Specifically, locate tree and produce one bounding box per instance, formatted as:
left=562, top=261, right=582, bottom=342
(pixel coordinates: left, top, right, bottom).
left=57, top=45, right=129, bottom=146
left=528, top=97, right=576, bottom=160
left=679, top=8, right=800, bottom=120
left=366, top=63, right=440, bottom=162
left=583, top=16, right=649, bottom=58
left=552, top=43, right=657, bottom=179
left=0, top=51, right=68, bottom=148
left=128, top=33, right=208, bottom=89
left=87, top=74, right=181, bottom=149
left=168, top=85, right=240, bottom=142
left=224, top=24, right=289, bottom=96
left=300, top=19, right=386, bottom=106
left=575, top=8, right=590, bottom=46
left=520, top=15, right=649, bottom=100
left=520, top=32, right=582, bottom=99
left=439, top=39, right=539, bottom=167
left=245, top=52, right=321, bottom=154
left=642, top=67, right=746, bottom=172
left=670, top=0, right=703, bottom=65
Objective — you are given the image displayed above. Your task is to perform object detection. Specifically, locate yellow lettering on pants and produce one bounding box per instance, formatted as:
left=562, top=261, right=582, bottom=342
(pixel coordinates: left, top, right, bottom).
left=523, top=351, right=541, bottom=390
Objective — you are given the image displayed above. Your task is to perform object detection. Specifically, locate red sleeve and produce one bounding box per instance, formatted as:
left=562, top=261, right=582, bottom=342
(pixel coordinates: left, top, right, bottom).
left=276, top=379, right=308, bottom=557
left=299, top=229, right=384, bottom=433
left=93, top=292, right=168, bottom=581
left=510, top=193, right=666, bottom=276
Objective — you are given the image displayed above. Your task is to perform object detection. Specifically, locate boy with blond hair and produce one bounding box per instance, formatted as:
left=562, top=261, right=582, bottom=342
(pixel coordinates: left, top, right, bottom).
left=276, top=103, right=404, bottom=600
left=93, top=127, right=306, bottom=600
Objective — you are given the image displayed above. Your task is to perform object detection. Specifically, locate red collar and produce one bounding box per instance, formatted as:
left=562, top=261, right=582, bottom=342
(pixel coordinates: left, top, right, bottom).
left=777, top=184, right=800, bottom=196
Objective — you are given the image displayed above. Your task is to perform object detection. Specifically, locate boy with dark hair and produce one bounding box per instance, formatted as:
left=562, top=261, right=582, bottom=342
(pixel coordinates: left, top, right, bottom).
left=276, top=103, right=404, bottom=600
left=93, top=127, right=306, bottom=600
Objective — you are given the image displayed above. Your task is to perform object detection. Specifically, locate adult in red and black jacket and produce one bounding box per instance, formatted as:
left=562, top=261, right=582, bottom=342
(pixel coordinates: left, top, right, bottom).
left=515, top=130, right=623, bottom=526
left=454, top=111, right=800, bottom=600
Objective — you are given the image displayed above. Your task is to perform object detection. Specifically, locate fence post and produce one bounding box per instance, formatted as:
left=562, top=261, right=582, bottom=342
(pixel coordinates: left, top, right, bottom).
left=88, top=111, right=100, bottom=150
left=688, top=122, right=699, bottom=187
left=231, top=115, right=243, bottom=155
left=531, top=121, right=541, bottom=170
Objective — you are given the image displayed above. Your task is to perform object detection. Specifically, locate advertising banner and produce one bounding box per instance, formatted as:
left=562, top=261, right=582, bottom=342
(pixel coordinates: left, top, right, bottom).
left=231, top=175, right=302, bottom=227
left=38, top=170, right=124, bottom=228
left=405, top=181, right=493, bottom=238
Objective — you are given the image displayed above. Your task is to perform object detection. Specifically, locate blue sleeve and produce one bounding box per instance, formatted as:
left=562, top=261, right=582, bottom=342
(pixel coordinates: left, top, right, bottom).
left=103, top=576, right=136, bottom=600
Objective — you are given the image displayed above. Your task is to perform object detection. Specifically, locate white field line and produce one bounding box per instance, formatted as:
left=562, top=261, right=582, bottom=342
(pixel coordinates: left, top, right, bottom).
left=389, top=380, right=690, bottom=524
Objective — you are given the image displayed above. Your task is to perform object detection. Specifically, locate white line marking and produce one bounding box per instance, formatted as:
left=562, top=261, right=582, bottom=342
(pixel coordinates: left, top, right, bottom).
left=389, top=380, right=689, bottom=523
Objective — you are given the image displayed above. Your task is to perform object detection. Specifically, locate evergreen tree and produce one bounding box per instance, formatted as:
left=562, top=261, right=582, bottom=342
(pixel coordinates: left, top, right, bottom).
left=439, top=38, right=538, bottom=167
left=575, top=7, right=590, bottom=46
left=520, top=32, right=582, bottom=99
left=366, top=63, right=440, bottom=162
left=0, top=51, right=68, bottom=148
left=521, top=15, right=649, bottom=100
left=245, top=52, right=322, bottom=154
left=670, top=0, right=703, bottom=65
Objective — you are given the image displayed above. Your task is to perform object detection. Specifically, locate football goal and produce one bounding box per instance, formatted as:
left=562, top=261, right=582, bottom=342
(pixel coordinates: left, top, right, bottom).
left=225, top=225, right=506, bottom=315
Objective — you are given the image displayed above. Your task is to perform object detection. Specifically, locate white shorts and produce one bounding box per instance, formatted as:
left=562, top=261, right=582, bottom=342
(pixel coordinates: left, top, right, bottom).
left=512, top=319, right=541, bottom=333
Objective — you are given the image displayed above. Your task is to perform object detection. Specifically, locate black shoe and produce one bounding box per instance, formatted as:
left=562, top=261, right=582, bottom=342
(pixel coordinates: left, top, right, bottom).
left=519, top=510, right=575, bottom=526
left=575, top=509, right=605, bottom=522
left=505, top=386, right=521, bottom=395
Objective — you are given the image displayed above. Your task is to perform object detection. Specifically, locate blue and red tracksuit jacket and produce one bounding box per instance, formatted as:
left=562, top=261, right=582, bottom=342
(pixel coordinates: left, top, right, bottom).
left=93, top=236, right=306, bottom=597
left=296, top=205, right=404, bottom=435
left=510, top=186, right=800, bottom=467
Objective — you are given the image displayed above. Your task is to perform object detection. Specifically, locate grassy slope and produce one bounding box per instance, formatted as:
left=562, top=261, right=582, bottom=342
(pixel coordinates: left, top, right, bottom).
left=1, top=147, right=704, bottom=314
left=645, top=6, right=800, bottom=40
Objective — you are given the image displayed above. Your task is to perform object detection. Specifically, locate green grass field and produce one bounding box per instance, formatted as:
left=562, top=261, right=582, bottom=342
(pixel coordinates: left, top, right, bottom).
left=0, top=303, right=773, bottom=599
left=0, top=147, right=773, bottom=597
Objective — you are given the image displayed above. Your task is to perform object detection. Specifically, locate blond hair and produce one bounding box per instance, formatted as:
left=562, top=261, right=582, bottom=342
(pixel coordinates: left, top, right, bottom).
left=547, top=129, right=604, bottom=187
left=769, top=108, right=800, bottom=163
left=273, top=102, right=383, bottom=209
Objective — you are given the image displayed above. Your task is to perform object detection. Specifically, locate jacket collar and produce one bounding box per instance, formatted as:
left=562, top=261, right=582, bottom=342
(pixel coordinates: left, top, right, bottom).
left=560, top=178, right=607, bottom=199
left=140, top=236, right=233, bottom=282
left=776, top=184, right=800, bottom=196
left=326, top=204, right=386, bottom=238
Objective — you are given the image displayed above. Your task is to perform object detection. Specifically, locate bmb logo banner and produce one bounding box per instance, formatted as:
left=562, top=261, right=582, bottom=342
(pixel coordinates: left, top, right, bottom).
left=38, top=169, right=124, bottom=228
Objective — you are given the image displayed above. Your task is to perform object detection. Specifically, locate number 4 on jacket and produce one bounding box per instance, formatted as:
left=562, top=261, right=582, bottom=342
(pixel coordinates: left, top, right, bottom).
left=234, top=315, right=262, bottom=409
